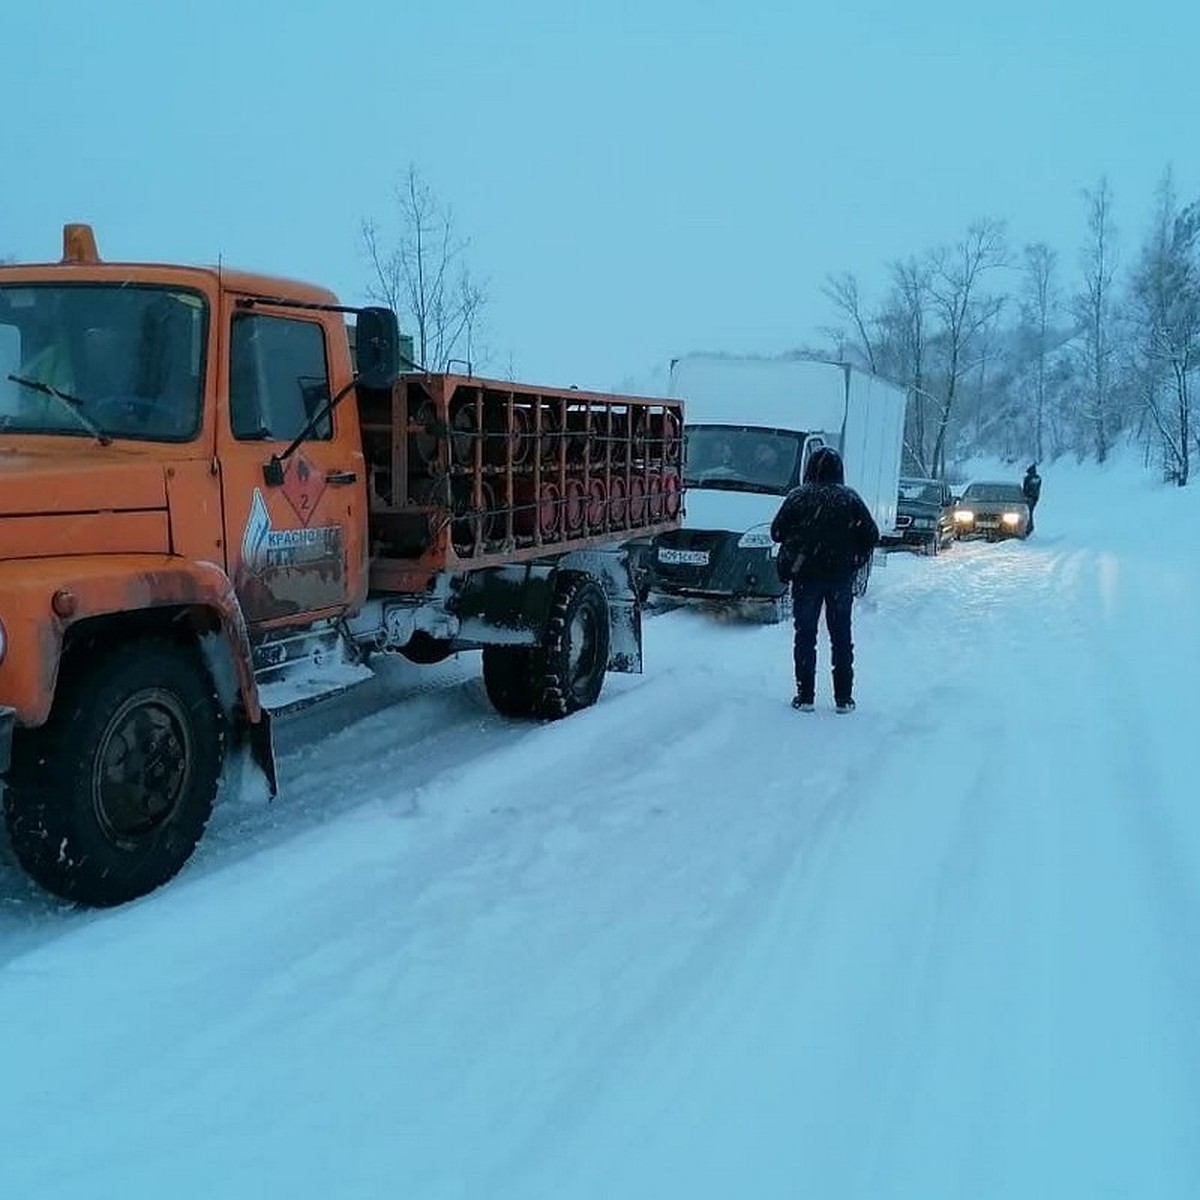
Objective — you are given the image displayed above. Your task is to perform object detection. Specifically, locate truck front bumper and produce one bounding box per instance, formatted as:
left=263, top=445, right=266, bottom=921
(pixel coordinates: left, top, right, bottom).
left=0, top=706, right=14, bottom=774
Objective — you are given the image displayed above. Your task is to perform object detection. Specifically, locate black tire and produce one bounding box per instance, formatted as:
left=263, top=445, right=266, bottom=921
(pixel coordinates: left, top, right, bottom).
left=480, top=573, right=610, bottom=721
left=3, top=639, right=224, bottom=906
left=481, top=645, right=539, bottom=717
left=532, top=574, right=610, bottom=717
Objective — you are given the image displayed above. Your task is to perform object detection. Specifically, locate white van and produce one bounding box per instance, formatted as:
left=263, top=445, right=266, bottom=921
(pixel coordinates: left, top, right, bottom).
left=649, top=354, right=906, bottom=618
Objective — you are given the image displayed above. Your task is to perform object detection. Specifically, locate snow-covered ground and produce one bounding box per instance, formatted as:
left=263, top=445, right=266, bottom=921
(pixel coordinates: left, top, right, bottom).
left=2, top=453, right=1198, bottom=1199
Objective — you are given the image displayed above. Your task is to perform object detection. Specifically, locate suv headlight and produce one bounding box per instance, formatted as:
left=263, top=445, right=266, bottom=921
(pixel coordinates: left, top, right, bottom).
left=1002, top=512, right=1021, bottom=526
left=737, top=526, right=775, bottom=550
left=954, top=509, right=974, bottom=523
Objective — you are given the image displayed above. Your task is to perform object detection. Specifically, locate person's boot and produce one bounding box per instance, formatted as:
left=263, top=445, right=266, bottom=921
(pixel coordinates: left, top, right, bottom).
left=792, top=679, right=815, bottom=712
left=832, top=666, right=853, bottom=711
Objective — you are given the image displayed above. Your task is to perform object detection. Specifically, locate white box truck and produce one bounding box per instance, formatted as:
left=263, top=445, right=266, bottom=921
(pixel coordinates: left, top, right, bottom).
left=648, top=354, right=907, bottom=619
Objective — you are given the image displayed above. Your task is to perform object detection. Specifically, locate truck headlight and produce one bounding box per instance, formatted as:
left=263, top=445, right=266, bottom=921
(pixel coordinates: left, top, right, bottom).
left=737, top=527, right=775, bottom=550
left=954, top=509, right=974, bottom=523
left=1002, top=512, right=1021, bottom=526
left=913, top=517, right=934, bottom=529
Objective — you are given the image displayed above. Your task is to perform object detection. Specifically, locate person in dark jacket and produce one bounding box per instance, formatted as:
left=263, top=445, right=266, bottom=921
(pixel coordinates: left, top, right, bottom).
left=770, top=446, right=879, bottom=713
left=1022, top=463, right=1042, bottom=534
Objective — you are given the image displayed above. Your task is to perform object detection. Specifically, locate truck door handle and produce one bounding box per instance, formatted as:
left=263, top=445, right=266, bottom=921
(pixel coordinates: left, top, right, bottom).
left=327, top=470, right=358, bottom=486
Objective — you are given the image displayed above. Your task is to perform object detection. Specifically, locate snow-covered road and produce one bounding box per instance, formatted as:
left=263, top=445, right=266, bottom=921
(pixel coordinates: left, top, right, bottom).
left=1, top=459, right=1197, bottom=1199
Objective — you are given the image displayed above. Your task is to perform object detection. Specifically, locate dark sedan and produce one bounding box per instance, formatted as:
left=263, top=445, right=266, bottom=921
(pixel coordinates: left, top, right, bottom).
left=883, top=476, right=956, bottom=555
left=952, top=481, right=1031, bottom=540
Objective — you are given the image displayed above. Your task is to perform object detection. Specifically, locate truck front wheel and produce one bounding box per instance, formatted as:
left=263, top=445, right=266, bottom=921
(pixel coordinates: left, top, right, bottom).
left=3, top=639, right=224, bottom=906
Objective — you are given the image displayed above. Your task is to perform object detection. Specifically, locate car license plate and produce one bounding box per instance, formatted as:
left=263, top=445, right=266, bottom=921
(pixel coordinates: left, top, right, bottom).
left=658, top=547, right=710, bottom=566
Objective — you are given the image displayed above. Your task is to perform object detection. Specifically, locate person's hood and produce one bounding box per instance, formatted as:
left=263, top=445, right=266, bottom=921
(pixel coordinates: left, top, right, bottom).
left=804, top=446, right=844, bottom=485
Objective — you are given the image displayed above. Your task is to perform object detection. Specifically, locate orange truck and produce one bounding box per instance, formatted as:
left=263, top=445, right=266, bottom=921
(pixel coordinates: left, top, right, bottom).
left=0, top=225, right=683, bottom=906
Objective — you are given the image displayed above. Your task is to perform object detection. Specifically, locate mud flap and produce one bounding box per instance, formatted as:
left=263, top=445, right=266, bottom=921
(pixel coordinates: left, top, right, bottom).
left=247, top=709, right=278, bottom=798
left=607, top=597, right=643, bottom=674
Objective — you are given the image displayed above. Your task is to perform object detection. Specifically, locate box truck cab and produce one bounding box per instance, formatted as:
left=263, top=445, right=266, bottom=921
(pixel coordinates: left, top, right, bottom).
left=650, top=354, right=906, bottom=619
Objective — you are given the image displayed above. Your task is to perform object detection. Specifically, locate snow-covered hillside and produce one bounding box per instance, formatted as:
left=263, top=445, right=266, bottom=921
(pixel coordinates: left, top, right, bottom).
left=2, top=454, right=1197, bottom=1200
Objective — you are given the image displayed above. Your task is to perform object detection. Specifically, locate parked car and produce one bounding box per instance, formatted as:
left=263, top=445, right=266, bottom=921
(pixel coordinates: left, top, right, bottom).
left=952, top=481, right=1031, bottom=540
left=883, top=476, right=956, bottom=555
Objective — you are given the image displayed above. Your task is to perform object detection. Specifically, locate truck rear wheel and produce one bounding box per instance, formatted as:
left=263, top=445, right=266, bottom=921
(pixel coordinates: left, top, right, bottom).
left=481, top=646, right=538, bottom=718
left=3, top=639, right=224, bottom=906
left=533, top=573, right=610, bottom=718
left=480, top=573, right=610, bottom=721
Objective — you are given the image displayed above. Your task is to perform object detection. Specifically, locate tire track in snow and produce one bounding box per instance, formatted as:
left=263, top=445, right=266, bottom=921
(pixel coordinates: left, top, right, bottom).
left=853, top=540, right=1200, bottom=1197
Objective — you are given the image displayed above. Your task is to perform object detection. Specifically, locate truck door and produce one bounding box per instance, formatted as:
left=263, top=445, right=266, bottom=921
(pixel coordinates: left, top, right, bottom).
left=799, top=435, right=825, bottom=484
left=217, top=301, right=368, bottom=625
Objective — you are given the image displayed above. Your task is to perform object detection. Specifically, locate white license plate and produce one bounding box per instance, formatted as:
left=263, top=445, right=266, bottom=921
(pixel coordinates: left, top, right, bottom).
left=658, top=547, right=710, bottom=566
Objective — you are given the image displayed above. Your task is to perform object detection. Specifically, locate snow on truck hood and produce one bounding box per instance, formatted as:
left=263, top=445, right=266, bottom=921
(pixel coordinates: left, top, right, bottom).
left=680, top=486, right=784, bottom=534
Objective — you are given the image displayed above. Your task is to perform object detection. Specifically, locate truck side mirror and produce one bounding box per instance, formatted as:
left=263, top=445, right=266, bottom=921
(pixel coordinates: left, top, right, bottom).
left=355, top=307, right=400, bottom=390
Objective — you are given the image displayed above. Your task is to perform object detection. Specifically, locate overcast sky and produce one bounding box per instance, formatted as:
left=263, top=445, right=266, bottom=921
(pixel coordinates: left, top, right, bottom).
left=4, top=0, right=1198, bottom=392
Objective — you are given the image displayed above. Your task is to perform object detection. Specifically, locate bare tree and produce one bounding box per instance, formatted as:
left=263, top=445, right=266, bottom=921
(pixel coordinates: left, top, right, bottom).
left=823, top=261, right=935, bottom=472
left=1074, top=179, right=1120, bottom=462
left=822, top=272, right=879, bottom=372
left=1129, top=170, right=1200, bottom=485
left=1021, top=243, right=1060, bottom=462
left=886, top=257, right=933, bottom=472
left=362, top=165, right=487, bottom=372
left=926, top=219, right=1008, bottom=477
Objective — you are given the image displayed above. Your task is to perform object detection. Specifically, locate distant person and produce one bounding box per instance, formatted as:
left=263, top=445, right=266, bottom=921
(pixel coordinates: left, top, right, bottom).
left=752, top=441, right=781, bottom=478
left=770, top=447, right=879, bottom=713
left=11, top=323, right=75, bottom=424
left=1023, top=462, right=1042, bottom=534
left=694, top=436, right=737, bottom=477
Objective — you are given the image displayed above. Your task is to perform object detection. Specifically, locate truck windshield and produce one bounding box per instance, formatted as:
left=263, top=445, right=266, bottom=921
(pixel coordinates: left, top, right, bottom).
left=0, top=284, right=207, bottom=442
left=683, top=425, right=800, bottom=492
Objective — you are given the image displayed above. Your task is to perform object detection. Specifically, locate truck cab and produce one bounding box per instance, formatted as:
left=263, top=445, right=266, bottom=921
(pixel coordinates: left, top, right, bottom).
left=0, top=226, right=682, bottom=907
left=646, top=354, right=906, bottom=621
left=651, top=423, right=828, bottom=618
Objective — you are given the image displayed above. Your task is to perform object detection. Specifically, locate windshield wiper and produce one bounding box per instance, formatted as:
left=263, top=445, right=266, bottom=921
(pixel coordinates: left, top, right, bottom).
left=6, top=374, right=113, bottom=446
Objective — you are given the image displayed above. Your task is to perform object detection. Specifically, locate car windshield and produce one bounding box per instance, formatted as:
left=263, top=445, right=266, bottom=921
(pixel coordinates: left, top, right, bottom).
left=962, top=483, right=1025, bottom=503
left=0, top=284, right=207, bottom=442
left=683, top=425, right=801, bottom=492
left=899, top=480, right=942, bottom=504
